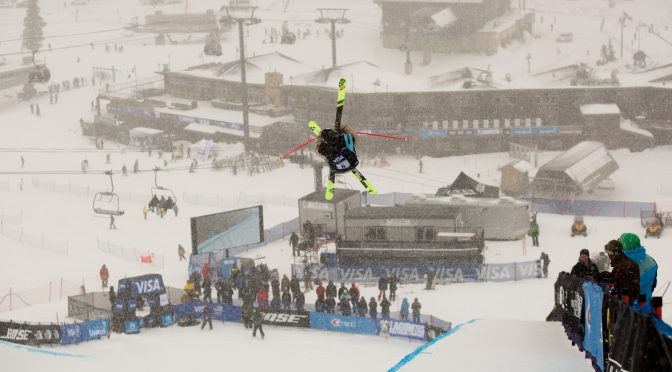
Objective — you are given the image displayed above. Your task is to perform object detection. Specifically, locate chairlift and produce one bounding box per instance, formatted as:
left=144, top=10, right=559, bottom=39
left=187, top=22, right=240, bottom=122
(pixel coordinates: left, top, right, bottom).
left=150, top=167, right=177, bottom=209
left=28, top=52, right=51, bottom=84
left=203, top=30, right=223, bottom=56
left=93, top=171, right=125, bottom=216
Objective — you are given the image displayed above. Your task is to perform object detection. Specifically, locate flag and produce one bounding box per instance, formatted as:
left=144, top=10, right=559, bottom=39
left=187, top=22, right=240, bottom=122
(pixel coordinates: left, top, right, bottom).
left=622, top=11, right=633, bottom=21
left=140, top=255, right=153, bottom=263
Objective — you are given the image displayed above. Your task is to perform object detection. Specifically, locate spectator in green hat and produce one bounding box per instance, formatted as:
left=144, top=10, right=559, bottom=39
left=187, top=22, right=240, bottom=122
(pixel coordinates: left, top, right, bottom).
left=619, top=233, right=658, bottom=304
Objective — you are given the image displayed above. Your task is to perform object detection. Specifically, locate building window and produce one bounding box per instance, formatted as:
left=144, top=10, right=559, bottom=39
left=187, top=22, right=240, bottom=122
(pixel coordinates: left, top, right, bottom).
left=473, top=120, right=479, bottom=129
left=432, top=121, right=439, bottom=130
left=453, top=120, right=459, bottom=129
left=416, top=227, right=436, bottom=241
left=442, top=120, right=449, bottom=129
left=483, top=119, right=489, bottom=128
left=463, top=120, right=469, bottom=129
left=365, top=227, right=386, bottom=241
left=493, top=119, right=500, bottom=128
left=514, top=119, right=521, bottom=127
left=525, top=118, right=532, bottom=127
left=504, top=119, right=510, bottom=128
left=536, top=118, right=542, bottom=127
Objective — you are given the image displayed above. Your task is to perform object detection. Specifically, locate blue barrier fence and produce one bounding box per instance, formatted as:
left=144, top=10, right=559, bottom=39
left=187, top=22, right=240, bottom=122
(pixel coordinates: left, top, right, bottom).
left=525, top=197, right=655, bottom=218
left=60, top=319, right=110, bottom=345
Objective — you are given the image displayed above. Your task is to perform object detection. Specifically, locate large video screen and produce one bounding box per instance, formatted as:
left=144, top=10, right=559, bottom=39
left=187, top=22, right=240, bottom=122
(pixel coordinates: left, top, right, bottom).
left=190, top=206, right=264, bottom=255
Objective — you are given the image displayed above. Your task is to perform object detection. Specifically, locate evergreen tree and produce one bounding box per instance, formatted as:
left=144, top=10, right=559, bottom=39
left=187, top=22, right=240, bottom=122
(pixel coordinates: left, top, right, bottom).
left=600, top=44, right=609, bottom=62
left=607, top=39, right=616, bottom=61
left=22, top=0, right=45, bottom=55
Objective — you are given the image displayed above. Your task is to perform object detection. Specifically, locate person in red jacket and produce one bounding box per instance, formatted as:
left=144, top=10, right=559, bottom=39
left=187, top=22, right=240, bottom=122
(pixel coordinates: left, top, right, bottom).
left=99, top=264, right=109, bottom=288
left=315, top=281, right=326, bottom=301
left=349, top=283, right=360, bottom=310
left=201, top=263, right=211, bottom=281
left=256, top=288, right=269, bottom=309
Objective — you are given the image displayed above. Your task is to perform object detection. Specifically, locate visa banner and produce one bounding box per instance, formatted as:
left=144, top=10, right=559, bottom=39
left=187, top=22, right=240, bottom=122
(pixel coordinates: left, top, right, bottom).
left=60, top=319, right=110, bottom=345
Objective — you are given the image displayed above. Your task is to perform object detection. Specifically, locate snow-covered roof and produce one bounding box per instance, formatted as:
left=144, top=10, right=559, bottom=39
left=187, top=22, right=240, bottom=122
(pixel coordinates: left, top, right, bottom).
left=538, top=141, right=619, bottom=192
left=178, top=52, right=315, bottom=85
left=431, top=7, right=457, bottom=28
left=130, top=127, right=163, bottom=136
left=620, top=119, right=654, bottom=138
left=579, top=104, right=621, bottom=116
left=375, top=0, right=483, bottom=4
left=292, top=61, right=427, bottom=93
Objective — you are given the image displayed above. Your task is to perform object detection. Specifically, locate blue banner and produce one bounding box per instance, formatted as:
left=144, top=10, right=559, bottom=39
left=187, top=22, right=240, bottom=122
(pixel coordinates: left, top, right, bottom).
left=118, top=274, right=165, bottom=298
left=299, top=261, right=542, bottom=283
left=174, top=301, right=241, bottom=323
left=379, top=319, right=427, bottom=341
left=583, top=282, right=604, bottom=371
left=309, top=312, right=379, bottom=335
left=124, top=319, right=140, bottom=334
left=60, top=319, right=110, bottom=345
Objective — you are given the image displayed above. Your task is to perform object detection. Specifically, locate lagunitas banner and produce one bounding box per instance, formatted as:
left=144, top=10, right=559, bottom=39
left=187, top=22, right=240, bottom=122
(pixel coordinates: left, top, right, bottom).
left=378, top=319, right=427, bottom=341
left=296, top=261, right=542, bottom=283
left=0, top=321, right=61, bottom=346
left=260, top=309, right=310, bottom=328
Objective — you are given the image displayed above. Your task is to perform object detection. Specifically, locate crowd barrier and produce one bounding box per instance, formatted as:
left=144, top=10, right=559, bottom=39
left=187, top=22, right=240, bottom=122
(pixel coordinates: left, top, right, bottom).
left=547, top=272, right=672, bottom=372
left=291, top=260, right=543, bottom=284
left=0, top=211, right=23, bottom=226
left=0, top=278, right=83, bottom=312
left=0, top=224, right=69, bottom=255
left=96, top=238, right=165, bottom=269
left=173, top=300, right=450, bottom=342
left=526, top=197, right=656, bottom=218
left=0, top=319, right=110, bottom=347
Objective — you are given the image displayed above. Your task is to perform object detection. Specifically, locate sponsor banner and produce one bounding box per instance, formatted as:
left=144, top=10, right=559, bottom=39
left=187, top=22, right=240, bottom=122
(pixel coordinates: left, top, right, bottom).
left=510, top=126, right=560, bottom=135
left=475, top=128, right=502, bottom=135
left=117, top=274, right=165, bottom=298
left=0, top=321, right=61, bottom=346
left=309, top=312, right=378, bottom=335
left=123, top=319, right=140, bottom=334
left=60, top=320, right=110, bottom=345
left=582, top=282, right=604, bottom=371
left=419, top=129, right=449, bottom=138
left=302, top=261, right=542, bottom=283
left=379, top=319, right=427, bottom=341
left=260, top=309, right=310, bottom=328
left=173, top=301, right=241, bottom=323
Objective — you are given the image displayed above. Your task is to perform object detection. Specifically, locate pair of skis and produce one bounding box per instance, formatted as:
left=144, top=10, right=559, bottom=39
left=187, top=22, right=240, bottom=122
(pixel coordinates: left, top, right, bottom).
left=309, top=78, right=377, bottom=200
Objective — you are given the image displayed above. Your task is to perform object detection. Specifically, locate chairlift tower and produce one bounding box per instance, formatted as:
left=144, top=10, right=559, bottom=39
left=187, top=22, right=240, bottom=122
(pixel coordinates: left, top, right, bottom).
left=315, top=8, right=350, bottom=68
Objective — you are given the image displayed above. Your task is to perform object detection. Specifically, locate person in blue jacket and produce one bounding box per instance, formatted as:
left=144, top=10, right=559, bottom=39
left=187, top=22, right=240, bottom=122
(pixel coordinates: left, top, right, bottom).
left=620, top=233, right=658, bottom=304
left=400, top=298, right=410, bottom=321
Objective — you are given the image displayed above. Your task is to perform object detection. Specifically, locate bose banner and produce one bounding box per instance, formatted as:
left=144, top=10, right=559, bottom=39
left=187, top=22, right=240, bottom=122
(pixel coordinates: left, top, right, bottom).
left=260, top=309, right=310, bottom=328
left=60, top=319, right=110, bottom=345
left=378, top=319, right=427, bottom=341
left=309, top=312, right=378, bottom=335
left=0, top=321, right=61, bottom=346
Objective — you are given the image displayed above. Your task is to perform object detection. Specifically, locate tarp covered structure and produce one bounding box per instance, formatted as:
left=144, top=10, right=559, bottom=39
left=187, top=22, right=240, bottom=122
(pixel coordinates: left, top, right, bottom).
left=436, top=172, right=500, bottom=198
left=530, top=141, right=619, bottom=195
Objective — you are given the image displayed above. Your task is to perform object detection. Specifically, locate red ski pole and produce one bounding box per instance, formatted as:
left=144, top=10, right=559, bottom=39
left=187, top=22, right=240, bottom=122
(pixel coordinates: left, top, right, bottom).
left=356, top=132, right=407, bottom=141
left=278, top=137, right=318, bottom=159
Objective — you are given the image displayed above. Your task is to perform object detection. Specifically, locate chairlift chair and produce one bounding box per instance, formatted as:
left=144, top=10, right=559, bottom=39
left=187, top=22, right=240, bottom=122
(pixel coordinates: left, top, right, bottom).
left=93, top=171, right=125, bottom=216
left=28, top=52, right=51, bottom=84
left=151, top=167, right=177, bottom=209
left=203, top=29, right=222, bottom=56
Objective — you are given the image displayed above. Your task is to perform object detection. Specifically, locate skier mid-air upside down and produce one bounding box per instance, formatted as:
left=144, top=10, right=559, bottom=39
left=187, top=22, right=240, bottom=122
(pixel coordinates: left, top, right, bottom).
left=281, top=78, right=406, bottom=200
left=309, top=78, right=376, bottom=200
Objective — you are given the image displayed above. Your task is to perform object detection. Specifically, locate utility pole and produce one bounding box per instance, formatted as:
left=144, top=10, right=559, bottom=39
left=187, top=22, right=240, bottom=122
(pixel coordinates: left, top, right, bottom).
left=221, top=6, right=261, bottom=139
left=315, top=8, right=350, bottom=68
left=620, top=16, right=625, bottom=58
